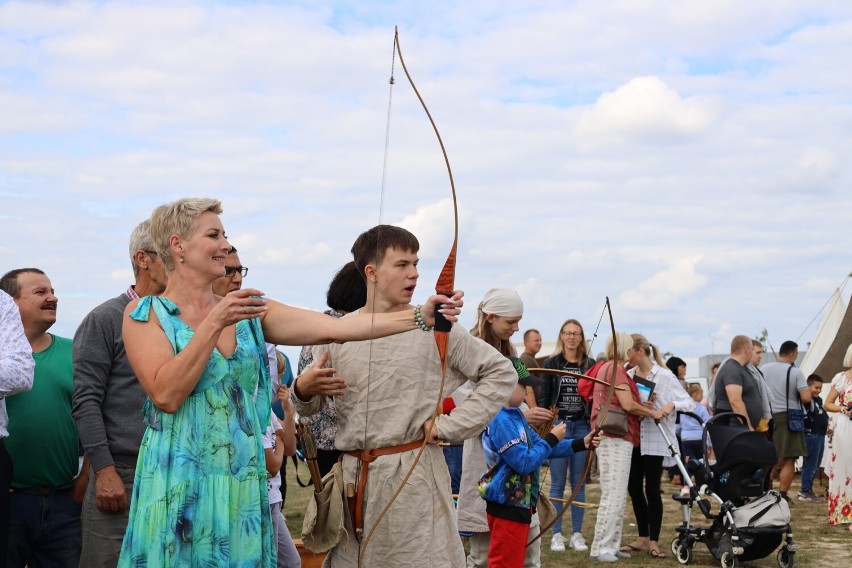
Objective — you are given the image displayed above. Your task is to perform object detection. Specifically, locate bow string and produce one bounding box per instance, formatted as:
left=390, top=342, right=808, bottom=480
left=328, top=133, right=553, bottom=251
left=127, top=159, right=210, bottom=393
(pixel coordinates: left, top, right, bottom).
left=358, top=26, right=459, bottom=566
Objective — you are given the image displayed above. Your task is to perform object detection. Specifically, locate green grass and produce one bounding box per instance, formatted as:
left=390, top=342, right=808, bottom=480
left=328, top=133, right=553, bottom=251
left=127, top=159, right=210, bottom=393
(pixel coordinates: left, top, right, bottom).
left=283, top=462, right=851, bottom=567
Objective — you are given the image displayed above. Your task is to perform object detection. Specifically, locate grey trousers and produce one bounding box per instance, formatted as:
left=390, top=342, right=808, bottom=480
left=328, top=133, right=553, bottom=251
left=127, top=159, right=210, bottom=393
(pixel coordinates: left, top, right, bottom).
left=79, top=462, right=135, bottom=568
left=271, top=502, right=301, bottom=568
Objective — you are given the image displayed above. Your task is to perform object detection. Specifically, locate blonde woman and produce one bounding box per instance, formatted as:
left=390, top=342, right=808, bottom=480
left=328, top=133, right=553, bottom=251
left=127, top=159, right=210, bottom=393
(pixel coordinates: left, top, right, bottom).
left=589, top=333, right=662, bottom=563
left=621, top=334, right=693, bottom=559
left=117, top=199, right=460, bottom=567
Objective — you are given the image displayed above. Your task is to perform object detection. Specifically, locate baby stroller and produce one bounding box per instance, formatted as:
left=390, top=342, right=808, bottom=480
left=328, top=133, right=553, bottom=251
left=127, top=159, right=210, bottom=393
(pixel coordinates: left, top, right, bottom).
left=660, top=412, right=796, bottom=567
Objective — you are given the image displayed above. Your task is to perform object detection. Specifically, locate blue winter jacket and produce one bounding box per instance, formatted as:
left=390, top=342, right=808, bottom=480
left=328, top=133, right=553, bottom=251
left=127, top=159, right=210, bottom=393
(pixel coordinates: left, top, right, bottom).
left=479, top=407, right=586, bottom=523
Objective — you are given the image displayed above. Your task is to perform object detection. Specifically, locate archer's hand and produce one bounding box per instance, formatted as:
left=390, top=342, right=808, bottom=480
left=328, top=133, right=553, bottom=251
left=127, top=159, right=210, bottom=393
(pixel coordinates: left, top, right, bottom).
left=95, top=465, right=127, bottom=513
left=523, top=406, right=554, bottom=426
left=420, top=290, right=464, bottom=328
left=293, top=352, right=346, bottom=400
left=423, top=417, right=442, bottom=444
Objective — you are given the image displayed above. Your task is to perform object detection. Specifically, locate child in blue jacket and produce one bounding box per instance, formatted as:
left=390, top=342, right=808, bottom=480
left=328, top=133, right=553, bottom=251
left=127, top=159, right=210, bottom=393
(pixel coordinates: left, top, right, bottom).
left=479, top=357, right=598, bottom=566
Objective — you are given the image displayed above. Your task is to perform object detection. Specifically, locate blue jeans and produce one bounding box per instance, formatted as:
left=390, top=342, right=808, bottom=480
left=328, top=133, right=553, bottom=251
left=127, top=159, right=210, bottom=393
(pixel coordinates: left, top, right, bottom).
left=800, top=433, right=825, bottom=494
left=7, top=491, right=81, bottom=568
left=442, top=443, right=463, bottom=496
left=548, top=418, right=590, bottom=535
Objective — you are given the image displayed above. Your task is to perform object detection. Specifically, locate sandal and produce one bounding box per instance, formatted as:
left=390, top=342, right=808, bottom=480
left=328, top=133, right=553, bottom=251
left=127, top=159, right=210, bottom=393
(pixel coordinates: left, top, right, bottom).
left=649, top=549, right=667, bottom=559
left=620, top=543, right=647, bottom=553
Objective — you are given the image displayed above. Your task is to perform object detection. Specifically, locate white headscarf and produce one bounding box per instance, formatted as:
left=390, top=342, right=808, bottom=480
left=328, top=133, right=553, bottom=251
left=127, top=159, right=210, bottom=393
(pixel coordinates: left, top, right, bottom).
left=471, top=287, right=523, bottom=333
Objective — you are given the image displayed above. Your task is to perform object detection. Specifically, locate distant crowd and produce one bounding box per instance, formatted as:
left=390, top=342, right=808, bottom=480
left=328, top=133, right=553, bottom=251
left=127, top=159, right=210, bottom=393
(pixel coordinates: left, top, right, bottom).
left=1, top=197, right=851, bottom=568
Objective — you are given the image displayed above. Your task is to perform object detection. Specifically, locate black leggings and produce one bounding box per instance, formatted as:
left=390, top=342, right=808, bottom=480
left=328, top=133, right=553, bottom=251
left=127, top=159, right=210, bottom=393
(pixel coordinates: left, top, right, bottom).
left=627, top=448, right=664, bottom=541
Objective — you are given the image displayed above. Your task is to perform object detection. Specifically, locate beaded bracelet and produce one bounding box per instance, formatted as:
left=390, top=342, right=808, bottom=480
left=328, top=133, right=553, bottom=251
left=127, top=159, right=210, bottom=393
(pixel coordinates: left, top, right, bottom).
left=414, top=305, right=433, bottom=332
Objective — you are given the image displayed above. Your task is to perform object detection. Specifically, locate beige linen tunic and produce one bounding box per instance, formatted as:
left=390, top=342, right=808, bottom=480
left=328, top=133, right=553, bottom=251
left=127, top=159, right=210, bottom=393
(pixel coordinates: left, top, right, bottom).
left=294, top=323, right=516, bottom=567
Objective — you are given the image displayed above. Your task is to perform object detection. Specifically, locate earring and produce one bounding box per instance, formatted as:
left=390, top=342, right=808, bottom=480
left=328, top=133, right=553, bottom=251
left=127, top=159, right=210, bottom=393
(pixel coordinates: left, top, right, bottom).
left=179, top=257, right=185, bottom=264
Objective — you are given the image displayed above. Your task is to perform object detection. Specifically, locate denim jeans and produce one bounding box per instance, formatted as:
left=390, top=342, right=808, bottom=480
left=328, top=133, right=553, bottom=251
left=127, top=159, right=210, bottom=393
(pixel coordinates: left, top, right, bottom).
left=548, top=418, right=590, bottom=535
left=7, top=490, right=81, bottom=568
left=800, top=433, right=825, bottom=493
left=443, top=443, right=463, bottom=496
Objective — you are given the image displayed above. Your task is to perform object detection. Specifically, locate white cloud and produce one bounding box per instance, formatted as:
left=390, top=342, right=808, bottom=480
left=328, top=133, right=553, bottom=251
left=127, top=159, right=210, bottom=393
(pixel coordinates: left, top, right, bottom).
left=1, top=0, right=851, bottom=363
left=621, top=257, right=709, bottom=310
left=575, top=76, right=718, bottom=147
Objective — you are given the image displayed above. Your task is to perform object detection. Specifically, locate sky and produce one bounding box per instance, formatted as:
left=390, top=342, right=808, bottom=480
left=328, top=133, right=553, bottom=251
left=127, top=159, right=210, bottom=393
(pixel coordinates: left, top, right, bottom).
left=2, top=0, right=851, bottom=372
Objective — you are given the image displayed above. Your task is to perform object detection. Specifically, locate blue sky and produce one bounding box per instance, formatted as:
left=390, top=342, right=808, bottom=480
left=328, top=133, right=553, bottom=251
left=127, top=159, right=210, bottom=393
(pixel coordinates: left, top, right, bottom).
left=2, top=0, right=851, bottom=371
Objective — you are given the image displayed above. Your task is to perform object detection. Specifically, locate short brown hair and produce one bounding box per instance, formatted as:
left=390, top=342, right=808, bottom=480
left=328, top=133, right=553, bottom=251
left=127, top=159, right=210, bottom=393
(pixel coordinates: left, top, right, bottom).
left=0, top=268, right=46, bottom=299
left=351, top=225, right=419, bottom=280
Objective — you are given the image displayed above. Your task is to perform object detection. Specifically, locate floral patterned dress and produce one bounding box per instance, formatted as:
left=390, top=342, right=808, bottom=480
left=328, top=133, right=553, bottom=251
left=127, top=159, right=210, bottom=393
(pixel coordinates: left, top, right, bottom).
left=118, top=296, right=275, bottom=567
left=828, top=371, right=852, bottom=526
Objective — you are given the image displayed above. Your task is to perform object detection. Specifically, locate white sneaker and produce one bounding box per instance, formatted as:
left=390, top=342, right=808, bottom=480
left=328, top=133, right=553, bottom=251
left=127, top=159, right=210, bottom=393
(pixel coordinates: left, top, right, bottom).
left=569, top=532, right=588, bottom=552
left=550, top=532, right=566, bottom=552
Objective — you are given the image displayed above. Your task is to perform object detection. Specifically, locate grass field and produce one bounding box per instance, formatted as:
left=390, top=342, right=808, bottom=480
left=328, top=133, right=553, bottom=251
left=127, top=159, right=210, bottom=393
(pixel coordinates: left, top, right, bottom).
left=283, top=461, right=851, bottom=567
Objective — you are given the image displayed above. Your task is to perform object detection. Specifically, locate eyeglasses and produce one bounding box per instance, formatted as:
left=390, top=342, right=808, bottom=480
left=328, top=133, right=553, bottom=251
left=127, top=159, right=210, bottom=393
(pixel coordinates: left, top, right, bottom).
left=225, top=266, right=248, bottom=278
left=561, top=331, right=582, bottom=338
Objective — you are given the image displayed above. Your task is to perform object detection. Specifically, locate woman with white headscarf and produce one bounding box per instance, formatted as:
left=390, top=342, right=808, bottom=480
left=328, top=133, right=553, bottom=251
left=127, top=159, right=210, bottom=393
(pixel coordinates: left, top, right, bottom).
left=456, top=288, right=554, bottom=567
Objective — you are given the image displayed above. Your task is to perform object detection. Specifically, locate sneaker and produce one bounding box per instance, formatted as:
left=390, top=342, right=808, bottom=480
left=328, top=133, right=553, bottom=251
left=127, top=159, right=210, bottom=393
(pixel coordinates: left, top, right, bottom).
left=592, top=552, right=619, bottom=562
left=781, top=493, right=795, bottom=508
left=797, top=492, right=813, bottom=502
left=614, top=550, right=631, bottom=559
left=550, top=532, right=566, bottom=552
left=569, top=532, right=588, bottom=551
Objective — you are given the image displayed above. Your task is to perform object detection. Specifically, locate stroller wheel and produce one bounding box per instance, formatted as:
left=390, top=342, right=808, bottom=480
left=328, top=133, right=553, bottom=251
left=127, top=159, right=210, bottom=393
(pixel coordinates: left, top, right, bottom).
left=777, top=547, right=795, bottom=568
left=670, top=538, right=681, bottom=556
left=675, top=541, right=693, bottom=565
left=720, top=551, right=738, bottom=568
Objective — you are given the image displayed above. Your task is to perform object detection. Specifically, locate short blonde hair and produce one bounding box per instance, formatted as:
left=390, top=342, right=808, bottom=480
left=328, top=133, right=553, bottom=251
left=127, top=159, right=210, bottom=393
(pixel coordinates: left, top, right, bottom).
left=150, top=198, right=223, bottom=271
left=605, top=332, right=634, bottom=362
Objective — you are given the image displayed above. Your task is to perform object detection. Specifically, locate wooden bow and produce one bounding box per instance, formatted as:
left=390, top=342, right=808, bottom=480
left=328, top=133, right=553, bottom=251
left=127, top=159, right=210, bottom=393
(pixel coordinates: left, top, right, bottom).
left=528, top=297, right=618, bottom=546
left=358, top=27, right=459, bottom=566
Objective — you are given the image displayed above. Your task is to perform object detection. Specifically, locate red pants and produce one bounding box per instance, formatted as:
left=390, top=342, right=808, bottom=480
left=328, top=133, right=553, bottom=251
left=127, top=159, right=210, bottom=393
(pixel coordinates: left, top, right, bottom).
left=487, top=513, right=530, bottom=567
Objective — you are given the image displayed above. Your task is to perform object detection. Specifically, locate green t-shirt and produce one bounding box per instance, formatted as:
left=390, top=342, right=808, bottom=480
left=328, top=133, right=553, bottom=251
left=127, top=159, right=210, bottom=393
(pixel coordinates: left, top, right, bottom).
left=6, top=334, right=79, bottom=490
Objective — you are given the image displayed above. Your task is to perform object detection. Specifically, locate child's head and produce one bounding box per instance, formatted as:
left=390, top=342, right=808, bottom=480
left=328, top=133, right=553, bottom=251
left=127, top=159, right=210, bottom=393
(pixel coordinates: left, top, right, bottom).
left=506, top=357, right=542, bottom=408
left=687, top=383, right=703, bottom=402
left=807, top=374, right=823, bottom=397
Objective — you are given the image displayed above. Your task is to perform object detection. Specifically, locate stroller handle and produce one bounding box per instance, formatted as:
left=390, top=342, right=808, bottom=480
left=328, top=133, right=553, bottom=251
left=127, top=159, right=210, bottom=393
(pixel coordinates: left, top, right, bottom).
left=674, top=410, right=706, bottom=425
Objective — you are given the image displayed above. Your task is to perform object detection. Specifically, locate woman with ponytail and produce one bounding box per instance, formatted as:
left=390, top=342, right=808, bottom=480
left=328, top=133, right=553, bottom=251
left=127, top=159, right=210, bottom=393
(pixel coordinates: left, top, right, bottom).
left=457, top=288, right=553, bottom=567
left=619, top=334, right=693, bottom=559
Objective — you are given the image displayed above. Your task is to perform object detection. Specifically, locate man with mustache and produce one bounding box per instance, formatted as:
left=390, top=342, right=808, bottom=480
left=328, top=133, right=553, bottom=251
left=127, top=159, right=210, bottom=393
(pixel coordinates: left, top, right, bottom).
left=0, top=269, right=85, bottom=568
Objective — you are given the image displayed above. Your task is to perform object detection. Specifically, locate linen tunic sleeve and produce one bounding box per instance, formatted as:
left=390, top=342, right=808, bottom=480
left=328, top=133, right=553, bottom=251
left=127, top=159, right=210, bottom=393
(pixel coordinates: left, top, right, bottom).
left=434, top=328, right=517, bottom=441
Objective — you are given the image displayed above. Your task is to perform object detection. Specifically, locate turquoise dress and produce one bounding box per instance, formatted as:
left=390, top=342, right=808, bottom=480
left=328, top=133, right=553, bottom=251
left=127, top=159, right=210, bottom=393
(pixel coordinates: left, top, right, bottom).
left=118, top=297, right=275, bottom=567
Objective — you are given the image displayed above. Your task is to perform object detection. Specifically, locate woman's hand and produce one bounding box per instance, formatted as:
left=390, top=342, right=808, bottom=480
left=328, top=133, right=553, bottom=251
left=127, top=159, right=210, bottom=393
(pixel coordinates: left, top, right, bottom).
left=292, top=352, right=346, bottom=400
left=659, top=402, right=675, bottom=418
left=419, top=290, right=464, bottom=328
left=523, top=406, right=554, bottom=426
left=209, top=288, right=268, bottom=329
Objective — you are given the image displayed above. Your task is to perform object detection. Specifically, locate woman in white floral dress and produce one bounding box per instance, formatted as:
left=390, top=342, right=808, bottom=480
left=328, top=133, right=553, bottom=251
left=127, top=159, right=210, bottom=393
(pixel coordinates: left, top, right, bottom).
left=824, top=343, right=852, bottom=530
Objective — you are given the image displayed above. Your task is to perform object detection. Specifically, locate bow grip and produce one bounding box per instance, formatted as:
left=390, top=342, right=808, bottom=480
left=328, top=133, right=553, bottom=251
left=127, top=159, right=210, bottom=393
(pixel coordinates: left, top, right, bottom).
left=433, top=307, right=452, bottom=333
